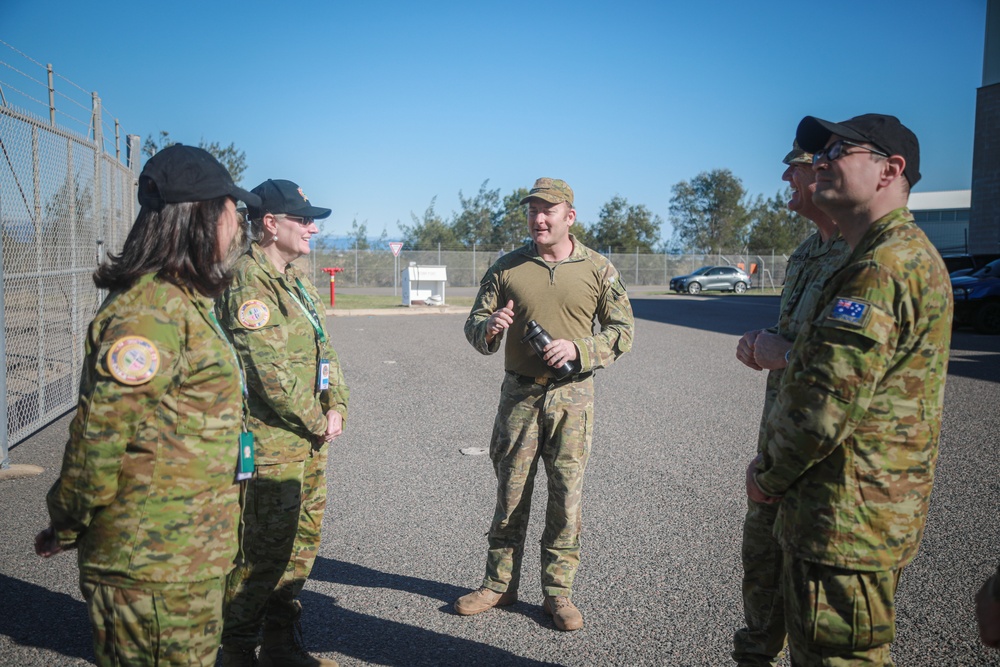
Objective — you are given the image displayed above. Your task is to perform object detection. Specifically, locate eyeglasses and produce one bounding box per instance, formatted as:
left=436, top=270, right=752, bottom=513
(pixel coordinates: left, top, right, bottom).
left=281, top=215, right=315, bottom=227
left=812, top=140, right=889, bottom=165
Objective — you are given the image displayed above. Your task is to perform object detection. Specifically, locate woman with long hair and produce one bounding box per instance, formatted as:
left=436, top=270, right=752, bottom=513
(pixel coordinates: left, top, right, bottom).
left=36, top=144, right=260, bottom=667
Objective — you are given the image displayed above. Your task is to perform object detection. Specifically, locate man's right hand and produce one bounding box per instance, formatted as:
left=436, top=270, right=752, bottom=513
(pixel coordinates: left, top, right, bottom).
left=35, top=526, right=62, bottom=558
left=486, top=300, right=515, bottom=343
left=736, top=329, right=763, bottom=371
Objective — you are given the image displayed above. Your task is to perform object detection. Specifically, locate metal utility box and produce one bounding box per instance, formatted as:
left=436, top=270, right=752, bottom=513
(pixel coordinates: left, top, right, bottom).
left=402, top=264, right=447, bottom=306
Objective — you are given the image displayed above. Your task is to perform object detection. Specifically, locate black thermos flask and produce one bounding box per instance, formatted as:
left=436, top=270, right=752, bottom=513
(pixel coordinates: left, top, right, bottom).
left=521, top=320, right=581, bottom=379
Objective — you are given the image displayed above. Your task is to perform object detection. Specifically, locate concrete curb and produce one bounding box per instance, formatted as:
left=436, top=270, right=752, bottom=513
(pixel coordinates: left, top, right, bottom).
left=326, top=306, right=468, bottom=317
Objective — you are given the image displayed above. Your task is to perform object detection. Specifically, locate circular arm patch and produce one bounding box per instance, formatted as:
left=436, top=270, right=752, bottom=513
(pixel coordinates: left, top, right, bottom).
left=238, top=300, right=270, bottom=329
left=106, top=336, right=160, bottom=385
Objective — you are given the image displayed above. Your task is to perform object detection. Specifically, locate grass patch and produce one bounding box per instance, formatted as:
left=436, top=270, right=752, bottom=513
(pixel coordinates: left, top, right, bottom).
left=649, top=287, right=783, bottom=297
left=330, top=294, right=475, bottom=310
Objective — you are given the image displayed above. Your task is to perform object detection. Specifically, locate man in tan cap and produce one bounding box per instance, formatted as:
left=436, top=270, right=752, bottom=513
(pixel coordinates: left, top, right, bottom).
left=732, top=142, right=849, bottom=666
left=457, top=177, right=634, bottom=631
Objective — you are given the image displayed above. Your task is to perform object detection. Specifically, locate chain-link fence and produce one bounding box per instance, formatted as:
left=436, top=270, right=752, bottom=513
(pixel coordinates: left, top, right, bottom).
left=1, top=42, right=139, bottom=466
left=306, top=245, right=794, bottom=290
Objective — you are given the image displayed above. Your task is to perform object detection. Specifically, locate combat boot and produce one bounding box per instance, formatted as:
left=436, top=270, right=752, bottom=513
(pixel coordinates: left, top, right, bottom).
left=259, top=621, right=337, bottom=667
left=454, top=587, right=518, bottom=615
left=220, top=645, right=259, bottom=667
left=543, top=595, right=583, bottom=631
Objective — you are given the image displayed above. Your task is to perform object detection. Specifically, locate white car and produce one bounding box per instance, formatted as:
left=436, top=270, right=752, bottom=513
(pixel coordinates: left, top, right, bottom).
left=669, top=266, right=751, bottom=295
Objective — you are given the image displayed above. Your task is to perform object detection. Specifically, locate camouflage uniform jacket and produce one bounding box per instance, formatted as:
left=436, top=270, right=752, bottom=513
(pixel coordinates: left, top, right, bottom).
left=755, top=232, right=851, bottom=451
left=218, top=244, right=348, bottom=464
left=756, top=207, right=953, bottom=571
left=46, top=273, right=243, bottom=585
left=465, top=236, right=633, bottom=376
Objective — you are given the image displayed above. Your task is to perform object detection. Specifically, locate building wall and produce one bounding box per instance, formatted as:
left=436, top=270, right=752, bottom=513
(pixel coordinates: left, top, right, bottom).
left=971, top=81, right=1000, bottom=253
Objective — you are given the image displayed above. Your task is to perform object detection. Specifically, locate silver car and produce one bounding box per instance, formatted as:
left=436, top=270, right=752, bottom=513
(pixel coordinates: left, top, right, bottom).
left=670, top=265, right=751, bottom=295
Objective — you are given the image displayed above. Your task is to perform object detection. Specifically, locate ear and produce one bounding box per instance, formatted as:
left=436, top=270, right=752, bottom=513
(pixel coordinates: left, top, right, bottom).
left=262, top=213, right=279, bottom=236
left=566, top=207, right=577, bottom=226
left=880, top=155, right=906, bottom=188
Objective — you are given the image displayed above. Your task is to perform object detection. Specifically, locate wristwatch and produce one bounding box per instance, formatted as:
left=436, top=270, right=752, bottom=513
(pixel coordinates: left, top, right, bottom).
left=784, top=349, right=792, bottom=365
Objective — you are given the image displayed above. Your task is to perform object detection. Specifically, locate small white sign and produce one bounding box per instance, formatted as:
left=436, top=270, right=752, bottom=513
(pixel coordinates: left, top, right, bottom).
left=389, top=242, right=403, bottom=257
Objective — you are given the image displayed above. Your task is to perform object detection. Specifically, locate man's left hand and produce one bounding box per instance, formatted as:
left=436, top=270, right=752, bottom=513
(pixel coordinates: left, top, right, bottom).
left=542, top=339, right=579, bottom=368
left=753, top=332, right=793, bottom=371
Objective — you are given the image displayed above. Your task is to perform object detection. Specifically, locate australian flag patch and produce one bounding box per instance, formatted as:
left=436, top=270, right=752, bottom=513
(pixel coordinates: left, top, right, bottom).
left=828, top=298, right=867, bottom=326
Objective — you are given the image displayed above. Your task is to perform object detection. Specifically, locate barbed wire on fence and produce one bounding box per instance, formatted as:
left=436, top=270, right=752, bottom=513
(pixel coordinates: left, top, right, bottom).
left=0, top=39, right=133, bottom=152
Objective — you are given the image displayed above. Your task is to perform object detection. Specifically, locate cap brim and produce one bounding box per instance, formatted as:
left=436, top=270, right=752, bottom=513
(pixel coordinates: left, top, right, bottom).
left=231, top=186, right=262, bottom=209
left=796, top=116, right=870, bottom=153
left=782, top=149, right=812, bottom=166
left=519, top=193, right=569, bottom=206
left=285, top=205, right=332, bottom=219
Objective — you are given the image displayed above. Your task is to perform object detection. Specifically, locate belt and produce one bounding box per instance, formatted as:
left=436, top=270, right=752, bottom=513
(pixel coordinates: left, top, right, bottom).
left=506, top=370, right=593, bottom=386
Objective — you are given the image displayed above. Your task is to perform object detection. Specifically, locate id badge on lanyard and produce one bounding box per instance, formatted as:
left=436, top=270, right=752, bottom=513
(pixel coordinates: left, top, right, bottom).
left=237, top=431, right=255, bottom=481
left=317, top=358, right=330, bottom=391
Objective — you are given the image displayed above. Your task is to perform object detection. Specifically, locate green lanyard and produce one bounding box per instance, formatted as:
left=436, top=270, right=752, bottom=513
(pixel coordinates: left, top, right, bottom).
left=208, top=309, right=249, bottom=430
left=283, top=277, right=327, bottom=344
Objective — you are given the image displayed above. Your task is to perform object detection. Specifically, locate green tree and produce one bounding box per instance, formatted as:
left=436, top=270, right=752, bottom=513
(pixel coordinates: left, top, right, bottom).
left=492, top=187, right=531, bottom=249
left=588, top=195, right=662, bottom=253
left=452, top=180, right=501, bottom=247
left=349, top=218, right=371, bottom=250
left=669, top=169, right=749, bottom=253
left=745, top=188, right=815, bottom=253
left=400, top=197, right=460, bottom=249
left=143, top=131, right=248, bottom=184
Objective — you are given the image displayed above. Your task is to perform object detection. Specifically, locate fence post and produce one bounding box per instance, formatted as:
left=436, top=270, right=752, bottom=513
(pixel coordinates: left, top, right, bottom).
left=47, top=64, right=55, bottom=126
left=32, top=126, right=47, bottom=417
left=0, top=211, right=8, bottom=469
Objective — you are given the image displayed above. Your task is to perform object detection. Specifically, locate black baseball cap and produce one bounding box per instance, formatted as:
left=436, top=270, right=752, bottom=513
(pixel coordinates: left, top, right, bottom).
left=138, top=144, right=260, bottom=209
left=247, top=179, right=332, bottom=220
left=796, top=113, right=921, bottom=187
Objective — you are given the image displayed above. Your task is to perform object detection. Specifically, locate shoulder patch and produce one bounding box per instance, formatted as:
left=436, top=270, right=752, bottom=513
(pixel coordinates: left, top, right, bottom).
left=827, top=298, right=868, bottom=327
left=107, top=336, right=160, bottom=385
left=238, top=300, right=270, bottom=329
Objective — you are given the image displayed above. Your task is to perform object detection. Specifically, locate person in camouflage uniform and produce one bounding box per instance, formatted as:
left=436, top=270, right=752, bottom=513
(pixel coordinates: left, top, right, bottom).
left=746, top=114, right=953, bottom=666
left=455, top=178, right=634, bottom=631
left=732, top=141, right=851, bottom=667
left=35, top=145, right=258, bottom=667
left=976, top=564, right=1000, bottom=649
left=218, top=179, right=348, bottom=667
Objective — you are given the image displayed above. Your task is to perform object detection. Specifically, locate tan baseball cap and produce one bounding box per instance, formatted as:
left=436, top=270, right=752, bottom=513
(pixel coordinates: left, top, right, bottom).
left=782, top=140, right=813, bottom=166
left=519, top=177, right=574, bottom=206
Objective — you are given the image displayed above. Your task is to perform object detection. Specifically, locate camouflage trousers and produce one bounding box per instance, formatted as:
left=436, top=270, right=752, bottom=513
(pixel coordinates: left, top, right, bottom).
left=733, top=499, right=786, bottom=666
left=80, top=577, right=224, bottom=667
left=222, top=444, right=328, bottom=649
left=483, top=373, right=594, bottom=598
left=783, top=553, right=901, bottom=666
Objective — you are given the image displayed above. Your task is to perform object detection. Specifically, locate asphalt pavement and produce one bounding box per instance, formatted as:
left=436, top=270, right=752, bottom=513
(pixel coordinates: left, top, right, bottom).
left=1, top=293, right=999, bottom=666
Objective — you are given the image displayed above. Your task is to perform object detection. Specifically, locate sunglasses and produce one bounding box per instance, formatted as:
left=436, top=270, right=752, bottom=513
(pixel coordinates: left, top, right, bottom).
left=812, top=140, right=889, bottom=165
left=281, top=215, right=315, bottom=227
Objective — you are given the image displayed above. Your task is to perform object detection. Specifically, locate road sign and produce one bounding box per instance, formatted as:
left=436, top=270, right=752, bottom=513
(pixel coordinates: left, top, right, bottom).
left=389, top=242, right=403, bottom=257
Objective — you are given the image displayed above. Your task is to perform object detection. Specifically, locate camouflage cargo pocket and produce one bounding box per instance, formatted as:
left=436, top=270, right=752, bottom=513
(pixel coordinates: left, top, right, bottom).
left=805, top=562, right=899, bottom=651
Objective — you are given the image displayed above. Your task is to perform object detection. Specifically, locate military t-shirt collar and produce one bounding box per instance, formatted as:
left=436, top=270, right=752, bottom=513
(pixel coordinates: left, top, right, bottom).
left=856, top=207, right=912, bottom=255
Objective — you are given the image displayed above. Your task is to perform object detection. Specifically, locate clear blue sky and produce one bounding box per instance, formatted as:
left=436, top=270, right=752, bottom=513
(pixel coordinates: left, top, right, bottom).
left=1, top=0, right=988, bottom=243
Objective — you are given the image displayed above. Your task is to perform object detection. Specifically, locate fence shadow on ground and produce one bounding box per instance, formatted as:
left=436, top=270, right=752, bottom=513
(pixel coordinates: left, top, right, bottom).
left=0, top=573, right=93, bottom=661
left=304, top=558, right=561, bottom=666
left=630, top=295, right=779, bottom=337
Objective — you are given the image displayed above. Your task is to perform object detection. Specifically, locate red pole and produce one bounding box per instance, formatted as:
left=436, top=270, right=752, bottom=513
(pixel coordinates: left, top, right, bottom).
left=330, top=271, right=336, bottom=307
